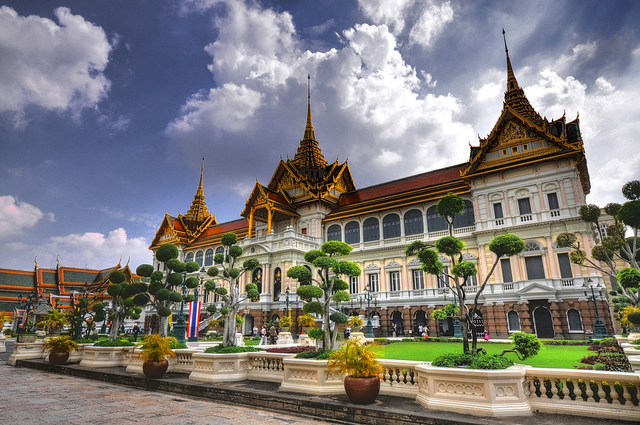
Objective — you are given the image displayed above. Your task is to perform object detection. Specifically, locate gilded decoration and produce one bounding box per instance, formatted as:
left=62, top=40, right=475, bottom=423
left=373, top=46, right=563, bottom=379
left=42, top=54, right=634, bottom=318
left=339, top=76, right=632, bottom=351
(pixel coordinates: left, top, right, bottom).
left=499, top=121, right=526, bottom=145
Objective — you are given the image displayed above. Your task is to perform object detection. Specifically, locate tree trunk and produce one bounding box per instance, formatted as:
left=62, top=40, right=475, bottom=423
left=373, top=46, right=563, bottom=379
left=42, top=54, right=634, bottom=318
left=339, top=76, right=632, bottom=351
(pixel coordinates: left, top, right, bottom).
left=222, top=281, right=240, bottom=346
left=159, top=315, right=168, bottom=337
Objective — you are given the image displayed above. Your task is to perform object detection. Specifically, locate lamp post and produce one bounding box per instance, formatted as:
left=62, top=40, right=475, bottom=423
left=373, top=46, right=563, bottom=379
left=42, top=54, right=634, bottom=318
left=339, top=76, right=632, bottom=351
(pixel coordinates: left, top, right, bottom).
left=17, top=292, right=38, bottom=332
left=363, top=284, right=374, bottom=338
left=285, top=287, right=290, bottom=318
left=174, top=272, right=188, bottom=344
left=584, top=278, right=608, bottom=339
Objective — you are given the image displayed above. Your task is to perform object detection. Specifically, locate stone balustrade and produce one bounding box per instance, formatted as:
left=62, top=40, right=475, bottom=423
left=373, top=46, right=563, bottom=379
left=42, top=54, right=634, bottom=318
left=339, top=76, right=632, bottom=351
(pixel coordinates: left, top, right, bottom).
left=526, top=368, right=640, bottom=422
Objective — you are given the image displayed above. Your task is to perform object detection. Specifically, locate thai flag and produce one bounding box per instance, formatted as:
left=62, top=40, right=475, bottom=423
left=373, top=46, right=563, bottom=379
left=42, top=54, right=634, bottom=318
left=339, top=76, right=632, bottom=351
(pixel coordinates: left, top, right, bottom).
left=186, top=301, right=201, bottom=338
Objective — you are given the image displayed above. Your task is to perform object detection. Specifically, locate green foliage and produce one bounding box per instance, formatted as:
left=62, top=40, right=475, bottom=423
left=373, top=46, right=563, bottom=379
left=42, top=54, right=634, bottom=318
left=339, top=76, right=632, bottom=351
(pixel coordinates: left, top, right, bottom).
left=207, top=266, right=219, bottom=277
left=332, top=290, right=351, bottom=303
left=622, top=180, right=640, bottom=200
left=432, top=352, right=513, bottom=369
left=204, top=345, right=261, bottom=353
left=618, top=200, right=640, bottom=229
left=579, top=204, right=601, bottom=223
left=417, top=248, right=444, bottom=275
left=322, top=240, right=354, bottom=256
left=137, top=334, right=176, bottom=362
left=405, top=240, right=431, bottom=256
left=136, top=264, right=154, bottom=277
left=287, top=265, right=312, bottom=282
left=328, top=339, right=383, bottom=378
left=505, top=332, right=542, bottom=360
left=166, top=258, right=185, bottom=272
left=313, top=255, right=337, bottom=270
left=332, top=279, right=349, bottom=291
left=243, top=258, right=260, bottom=270
left=214, top=286, right=228, bottom=296
left=109, top=270, right=126, bottom=284
left=348, top=316, right=363, bottom=327
left=228, top=245, right=243, bottom=258
left=167, top=272, right=184, bottom=286
left=227, top=268, right=240, bottom=279
left=133, top=294, right=148, bottom=306
left=298, top=314, right=317, bottom=327
left=627, top=312, right=640, bottom=325
left=303, top=301, right=324, bottom=315
left=206, top=304, right=217, bottom=314
left=185, top=277, right=200, bottom=289
left=330, top=312, right=349, bottom=324
left=213, top=253, right=225, bottom=264
left=155, top=288, right=170, bottom=301
left=279, top=316, right=292, bottom=327
left=150, top=271, right=164, bottom=281
left=489, top=233, right=525, bottom=257
left=157, top=307, right=172, bottom=317
left=436, top=193, right=465, bottom=222
left=555, top=232, right=577, bottom=248
left=156, top=243, right=179, bottom=262
left=220, top=232, right=238, bottom=246
left=185, top=261, right=200, bottom=273
left=307, top=327, right=324, bottom=340
left=334, top=261, right=361, bottom=277
left=570, top=249, right=587, bottom=265
left=94, top=338, right=134, bottom=347
left=297, top=285, right=324, bottom=301
left=435, top=236, right=465, bottom=256
left=617, top=268, right=640, bottom=289
left=451, top=261, right=476, bottom=279
left=107, top=283, right=123, bottom=297
left=303, top=249, right=325, bottom=263
left=431, top=352, right=473, bottom=367
left=294, top=349, right=333, bottom=359
left=220, top=306, right=229, bottom=315
left=42, top=335, right=79, bottom=353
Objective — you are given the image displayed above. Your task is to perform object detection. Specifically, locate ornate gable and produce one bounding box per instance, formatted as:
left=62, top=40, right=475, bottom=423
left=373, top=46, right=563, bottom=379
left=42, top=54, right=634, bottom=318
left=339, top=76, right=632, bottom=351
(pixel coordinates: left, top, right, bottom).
left=149, top=213, right=182, bottom=249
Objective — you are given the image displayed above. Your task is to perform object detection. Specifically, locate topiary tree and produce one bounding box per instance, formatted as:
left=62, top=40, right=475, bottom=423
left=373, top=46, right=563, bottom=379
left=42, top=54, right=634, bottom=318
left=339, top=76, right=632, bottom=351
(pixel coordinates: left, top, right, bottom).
left=498, top=332, right=541, bottom=360
left=66, top=294, right=107, bottom=340
left=134, top=243, right=201, bottom=337
left=407, top=193, right=525, bottom=354
left=105, top=269, right=143, bottom=339
left=287, top=241, right=361, bottom=349
left=555, top=181, right=640, bottom=323
left=200, top=232, right=260, bottom=347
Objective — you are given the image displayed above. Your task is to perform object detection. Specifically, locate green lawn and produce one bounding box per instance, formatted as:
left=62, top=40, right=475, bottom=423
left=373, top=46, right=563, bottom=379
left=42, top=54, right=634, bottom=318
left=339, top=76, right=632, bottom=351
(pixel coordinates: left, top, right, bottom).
left=370, top=342, right=590, bottom=369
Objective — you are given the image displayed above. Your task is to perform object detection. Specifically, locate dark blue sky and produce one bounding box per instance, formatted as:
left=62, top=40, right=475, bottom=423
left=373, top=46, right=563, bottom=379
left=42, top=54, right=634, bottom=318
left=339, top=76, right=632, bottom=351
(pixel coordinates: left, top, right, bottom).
left=1, top=0, right=639, bottom=270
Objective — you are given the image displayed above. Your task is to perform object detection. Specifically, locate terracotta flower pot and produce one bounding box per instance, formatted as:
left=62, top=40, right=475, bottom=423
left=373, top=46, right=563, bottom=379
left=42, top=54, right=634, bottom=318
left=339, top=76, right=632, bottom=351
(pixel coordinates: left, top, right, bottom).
left=343, top=376, right=380, bottom=404
left=49, top=351, right=70, bottom=365
left=143, top=360, right=169, bottom=379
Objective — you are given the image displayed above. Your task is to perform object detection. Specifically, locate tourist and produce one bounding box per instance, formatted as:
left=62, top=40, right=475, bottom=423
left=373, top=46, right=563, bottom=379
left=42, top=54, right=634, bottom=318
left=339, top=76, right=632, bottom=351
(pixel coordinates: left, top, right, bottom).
left=269, top=325, right=277, bottom=345
left=259, top=326, right=267, bottom=345
left=484, top=331, right=490, bottom=341
left=252, top=325, right=258, bottom=337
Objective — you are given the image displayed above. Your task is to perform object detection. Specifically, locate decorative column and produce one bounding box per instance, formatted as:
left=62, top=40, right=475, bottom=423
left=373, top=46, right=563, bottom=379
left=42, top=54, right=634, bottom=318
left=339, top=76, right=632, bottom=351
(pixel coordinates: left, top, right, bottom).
left=519, top=302, right=532, bottom=333
left=545, top=237, right=558, bottom=279
left=549, top=301, right=562, bottom=337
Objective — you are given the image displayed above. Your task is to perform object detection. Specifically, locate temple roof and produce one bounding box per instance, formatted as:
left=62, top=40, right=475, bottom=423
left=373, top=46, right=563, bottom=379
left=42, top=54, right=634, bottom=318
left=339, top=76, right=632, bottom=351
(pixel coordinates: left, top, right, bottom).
left=183, top=159, right=214, bottom=223
left=291, top=75, right=329, bottom=174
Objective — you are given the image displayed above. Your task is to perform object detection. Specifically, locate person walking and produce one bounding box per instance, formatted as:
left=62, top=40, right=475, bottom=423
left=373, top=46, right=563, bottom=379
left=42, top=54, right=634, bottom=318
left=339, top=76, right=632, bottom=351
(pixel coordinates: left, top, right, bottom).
left=259, top=326, right=267, bottom=345
left=269, top=325, right=277, bottom=345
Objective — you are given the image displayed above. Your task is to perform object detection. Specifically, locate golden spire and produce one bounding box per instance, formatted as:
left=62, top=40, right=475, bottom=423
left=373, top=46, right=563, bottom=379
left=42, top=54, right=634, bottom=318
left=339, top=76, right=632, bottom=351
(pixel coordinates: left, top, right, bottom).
left=292, top=75, right=328, bottom=171
left=184, top=157, right=213, bottom=222
left=502, top=29, right=544, bottom=126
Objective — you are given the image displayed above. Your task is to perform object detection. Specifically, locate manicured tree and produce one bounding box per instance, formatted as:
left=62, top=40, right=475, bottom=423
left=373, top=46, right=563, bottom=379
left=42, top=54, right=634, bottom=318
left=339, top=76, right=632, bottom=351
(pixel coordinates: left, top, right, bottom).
left=287, top=241, right=361, bottom=349
left=406, top=193, right=525, bottom=354
left=200, top=232, right=260, bottom=347
left=105, top=270, right=143, bottom=339
left=66, top=293, right=107, bottom=340
left=555, top=180, right=640, bottom=320
left=134, top=243, right=202, bottom=338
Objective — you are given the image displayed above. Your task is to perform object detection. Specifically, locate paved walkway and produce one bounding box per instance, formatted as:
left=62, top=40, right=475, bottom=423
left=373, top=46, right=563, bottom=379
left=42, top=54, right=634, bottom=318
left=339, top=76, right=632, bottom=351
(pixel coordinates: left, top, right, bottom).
left=0, top=340, right=331, bottom=425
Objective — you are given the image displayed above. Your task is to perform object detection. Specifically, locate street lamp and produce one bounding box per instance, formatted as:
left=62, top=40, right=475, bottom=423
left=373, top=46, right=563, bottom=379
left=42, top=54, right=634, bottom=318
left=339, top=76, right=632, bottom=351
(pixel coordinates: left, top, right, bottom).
left=584, top=278, right=608, bottom=339
left=363, top=284, right=374, bottom=338
left=285, top=287, right=290, bottom=318
left=174, top=271, right=188, bottom=344
left=17, top=292, right=38, bottom=332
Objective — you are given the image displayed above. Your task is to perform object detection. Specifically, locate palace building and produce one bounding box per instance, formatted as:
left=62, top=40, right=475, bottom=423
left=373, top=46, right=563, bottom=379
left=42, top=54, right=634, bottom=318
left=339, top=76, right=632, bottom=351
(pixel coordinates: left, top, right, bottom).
left=149, top=41, right=613, bottom=340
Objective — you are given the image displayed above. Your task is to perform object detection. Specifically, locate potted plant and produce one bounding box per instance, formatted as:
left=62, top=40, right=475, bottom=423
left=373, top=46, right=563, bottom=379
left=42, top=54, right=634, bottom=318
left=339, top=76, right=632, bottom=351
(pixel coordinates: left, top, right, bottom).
left=137, top=334, right=176, bottom=378
left=298, top=314, right=316, bottom=333
left=17, top=327, right=37, bottom=343
left=42, top=335, right=79, bottom=365
left=347, top=316, right=363, bottom=332
left=328, top=339, right=383, bottom=404
left=279, top=315, right=292, bottom=332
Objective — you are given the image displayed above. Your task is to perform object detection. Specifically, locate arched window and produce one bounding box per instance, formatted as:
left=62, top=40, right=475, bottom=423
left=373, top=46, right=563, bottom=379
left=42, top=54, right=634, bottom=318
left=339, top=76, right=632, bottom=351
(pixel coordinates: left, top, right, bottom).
left=426, top=206, right=447, bottom=232
left=252, top=268, right=263, bottom=294
left=567, top=309, right=583, bottom=331
left=185, top=252, right=194, bottom=262
left=453, top=200, right=475, bottom=228
left=214, top=247, right=224, bottom=264
left=273, top=268, right=282, bottom=302
left=195, top=251, right=204, bottom=267
left=345, top=221, right=360, bottom=245
left=327, top=224, right=342, bottom=241
left=382, top=214, right=401, bottom=239
left=204, top=249, right=214, bottom=267
left=404, top=209, right=423, bottom=236
left=363, top=217, right=379, bottom=242
left=507, top=310, right=520, bottom=331
left=524, top=240, right=542, bottom=252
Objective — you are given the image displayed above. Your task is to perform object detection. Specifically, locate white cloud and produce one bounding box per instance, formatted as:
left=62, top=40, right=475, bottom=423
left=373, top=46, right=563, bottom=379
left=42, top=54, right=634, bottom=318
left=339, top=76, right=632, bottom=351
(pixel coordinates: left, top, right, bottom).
left=306, top=19, right=335, bottom=36
left=45, top=228, right=151, bottom=269
left=0, top=6, right=111, bottom=127
left=357, top=0, right=454, bottom=47
left=0, top=195, right=53, bottom=239
left=170, top=0, right=474, bottom=187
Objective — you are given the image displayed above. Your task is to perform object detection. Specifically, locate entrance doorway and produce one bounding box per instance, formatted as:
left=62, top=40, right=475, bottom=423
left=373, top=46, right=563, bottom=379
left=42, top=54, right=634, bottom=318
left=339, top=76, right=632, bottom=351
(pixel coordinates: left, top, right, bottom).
left=533, top=307, right=554, bottom=338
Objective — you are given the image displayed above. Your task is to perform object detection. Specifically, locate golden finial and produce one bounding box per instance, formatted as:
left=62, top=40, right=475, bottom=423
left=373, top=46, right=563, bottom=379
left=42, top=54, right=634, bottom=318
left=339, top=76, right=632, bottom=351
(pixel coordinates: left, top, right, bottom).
left=34, top=256, right=38, bottom=267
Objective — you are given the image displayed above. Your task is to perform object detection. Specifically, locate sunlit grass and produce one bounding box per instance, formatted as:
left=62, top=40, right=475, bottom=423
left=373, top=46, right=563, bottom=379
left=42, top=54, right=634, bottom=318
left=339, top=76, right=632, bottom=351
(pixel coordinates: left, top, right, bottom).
left=370, top=341, right=589, bottom=369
